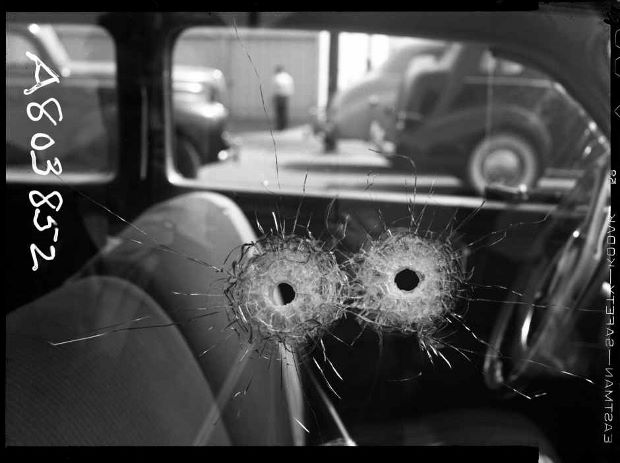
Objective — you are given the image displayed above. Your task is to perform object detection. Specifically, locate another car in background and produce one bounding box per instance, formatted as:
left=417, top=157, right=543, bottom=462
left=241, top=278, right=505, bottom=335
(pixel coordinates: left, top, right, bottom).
left=369, top=42, right=604, bottom=193
left=312, top=40, right=447, bottom=151
left=6, top=23, right=235, bottom=177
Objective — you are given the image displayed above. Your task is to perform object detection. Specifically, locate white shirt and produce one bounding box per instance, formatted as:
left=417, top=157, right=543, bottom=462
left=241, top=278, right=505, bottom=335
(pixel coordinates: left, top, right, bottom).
left=273, top=71, right=295, bottom=97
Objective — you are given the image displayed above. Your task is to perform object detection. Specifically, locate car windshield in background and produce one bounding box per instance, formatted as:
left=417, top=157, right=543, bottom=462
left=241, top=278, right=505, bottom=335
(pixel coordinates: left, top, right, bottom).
left=171, top=27, right=609, bottom=202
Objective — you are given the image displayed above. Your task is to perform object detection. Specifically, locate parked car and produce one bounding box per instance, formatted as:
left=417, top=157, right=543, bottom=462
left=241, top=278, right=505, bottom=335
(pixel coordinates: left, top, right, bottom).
left=312, top=40, right=447, bottom=151
left=5, top=23, right=235, bottom=177
left=368, top=42, right=601, bottom=193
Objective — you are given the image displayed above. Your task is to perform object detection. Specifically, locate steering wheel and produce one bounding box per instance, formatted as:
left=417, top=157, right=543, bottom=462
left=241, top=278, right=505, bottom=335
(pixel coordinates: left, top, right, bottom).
left=483, top=160, right=610, bottom=394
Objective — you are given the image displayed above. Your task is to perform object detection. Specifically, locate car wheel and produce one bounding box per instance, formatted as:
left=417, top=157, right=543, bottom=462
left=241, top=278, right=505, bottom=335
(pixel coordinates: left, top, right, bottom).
left=175, top=133, right=201, bottom=179
left=467, top=133, right=541, bottom=194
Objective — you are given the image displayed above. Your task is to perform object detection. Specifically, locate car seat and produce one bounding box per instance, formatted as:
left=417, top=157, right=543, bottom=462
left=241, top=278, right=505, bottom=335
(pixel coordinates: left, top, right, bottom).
left=6, top=276, right=232, bottom=445
left=6, top=192, right=304, bottom=445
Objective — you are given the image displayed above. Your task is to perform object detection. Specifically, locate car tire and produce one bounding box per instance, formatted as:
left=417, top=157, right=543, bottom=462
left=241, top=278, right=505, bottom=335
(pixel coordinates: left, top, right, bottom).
left=175, top=133, right=202, bottom=179
left=466, top=133, right=541, bottom=194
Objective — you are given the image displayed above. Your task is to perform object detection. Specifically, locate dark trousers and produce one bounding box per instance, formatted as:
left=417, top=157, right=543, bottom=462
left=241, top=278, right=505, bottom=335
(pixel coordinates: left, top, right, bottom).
left=273, top=95, right=289, bottom=131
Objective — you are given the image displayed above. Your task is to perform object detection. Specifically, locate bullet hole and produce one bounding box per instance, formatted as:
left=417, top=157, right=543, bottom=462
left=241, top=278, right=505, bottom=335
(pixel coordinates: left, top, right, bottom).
left=277, top=282, right=296, bottom=305
left=394, top=268, right=421, bottom=292
left=348, top=229, right=463, bottom=339
left=226, top=234, right=348, bottom=349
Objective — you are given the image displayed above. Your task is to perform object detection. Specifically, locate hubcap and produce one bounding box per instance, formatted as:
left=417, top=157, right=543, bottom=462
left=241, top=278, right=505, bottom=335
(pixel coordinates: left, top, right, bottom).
left=481, top=148, right=523, bottom=186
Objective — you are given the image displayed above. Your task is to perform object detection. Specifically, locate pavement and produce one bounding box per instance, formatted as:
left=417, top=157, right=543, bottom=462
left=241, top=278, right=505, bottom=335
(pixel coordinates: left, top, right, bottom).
left=199, top=124, right=461, bottom=195
left=198, top=124, right=575, bottom=197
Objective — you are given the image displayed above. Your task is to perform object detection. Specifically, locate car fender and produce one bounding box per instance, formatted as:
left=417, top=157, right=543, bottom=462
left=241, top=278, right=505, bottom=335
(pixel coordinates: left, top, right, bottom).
left=403, top=104, right=552, bottom=163
left=174, top=100, right=229, bottom=163
left=329, top=77, right=401, bottom=141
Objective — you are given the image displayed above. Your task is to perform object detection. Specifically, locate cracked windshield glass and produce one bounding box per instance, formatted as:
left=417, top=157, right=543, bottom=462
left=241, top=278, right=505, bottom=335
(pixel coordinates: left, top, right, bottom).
left=5, top=9, right=613, bottom=459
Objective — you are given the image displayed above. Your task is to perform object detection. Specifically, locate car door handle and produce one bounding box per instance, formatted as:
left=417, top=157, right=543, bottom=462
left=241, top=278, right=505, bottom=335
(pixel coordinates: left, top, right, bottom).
left=483, top=183, right=530, bottom=202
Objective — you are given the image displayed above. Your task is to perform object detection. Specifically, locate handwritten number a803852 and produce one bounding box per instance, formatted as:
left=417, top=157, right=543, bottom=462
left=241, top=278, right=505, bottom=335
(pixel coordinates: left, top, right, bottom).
left=23, top=51, right=64, bottom=272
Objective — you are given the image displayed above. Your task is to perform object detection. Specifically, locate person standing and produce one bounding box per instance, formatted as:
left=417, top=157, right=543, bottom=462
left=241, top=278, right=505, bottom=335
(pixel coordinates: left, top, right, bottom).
left=272, top=65, right=294, bottom=131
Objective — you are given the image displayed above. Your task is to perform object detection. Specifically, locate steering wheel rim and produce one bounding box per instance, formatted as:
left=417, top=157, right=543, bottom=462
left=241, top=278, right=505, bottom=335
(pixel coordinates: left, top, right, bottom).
left=483, top=168, right=610, bottom=394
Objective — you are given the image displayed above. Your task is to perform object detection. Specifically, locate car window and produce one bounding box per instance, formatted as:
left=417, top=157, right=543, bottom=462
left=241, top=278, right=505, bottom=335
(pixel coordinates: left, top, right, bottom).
left=6, top=31, right=36, bottom=65
left=479, top=50, right=524, bottom=76
left=170, top=26, right=609, bottom=203
left=6, top=22, right=118, bottom=177
left=379, top=39, right=447, bottom=74
left=53, top=24, right=115, bottom=62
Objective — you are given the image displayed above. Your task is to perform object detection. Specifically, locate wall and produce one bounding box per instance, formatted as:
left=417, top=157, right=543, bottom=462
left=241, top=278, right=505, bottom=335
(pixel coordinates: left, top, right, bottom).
left=175, top=28, right=320, bottom=123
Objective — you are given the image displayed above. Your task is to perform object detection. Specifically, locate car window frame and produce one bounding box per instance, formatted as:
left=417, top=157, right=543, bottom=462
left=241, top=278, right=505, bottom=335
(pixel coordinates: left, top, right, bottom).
left=5, top=17, right=121, bottom=186
left=162, top=14, right=608, bottom=217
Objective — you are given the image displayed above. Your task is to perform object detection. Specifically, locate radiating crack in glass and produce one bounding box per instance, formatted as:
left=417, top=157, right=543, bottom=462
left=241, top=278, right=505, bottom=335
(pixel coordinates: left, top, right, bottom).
left=43, top=138, right=608, bottom=442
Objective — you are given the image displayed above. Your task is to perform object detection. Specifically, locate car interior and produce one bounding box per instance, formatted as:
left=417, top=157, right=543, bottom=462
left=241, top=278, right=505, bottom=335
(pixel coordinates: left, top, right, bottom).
left=4, top=6, right=614, bottom=460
